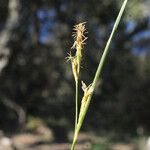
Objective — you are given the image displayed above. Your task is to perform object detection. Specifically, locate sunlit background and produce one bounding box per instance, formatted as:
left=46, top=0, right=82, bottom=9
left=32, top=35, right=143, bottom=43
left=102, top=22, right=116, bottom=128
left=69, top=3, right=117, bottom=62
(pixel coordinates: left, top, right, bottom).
left=0, top=0, right=150, bottom=149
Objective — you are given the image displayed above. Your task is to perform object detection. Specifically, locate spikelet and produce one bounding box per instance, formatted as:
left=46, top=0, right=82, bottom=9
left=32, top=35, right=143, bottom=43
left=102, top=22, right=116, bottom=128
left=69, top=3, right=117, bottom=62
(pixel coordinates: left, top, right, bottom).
left=78, top=81, right=93, bottom=120
left=66, top=52, right=78, bottom=83
left=71, top=22, right=87, bottom=74
left=72, top=22, right=87, bottom=50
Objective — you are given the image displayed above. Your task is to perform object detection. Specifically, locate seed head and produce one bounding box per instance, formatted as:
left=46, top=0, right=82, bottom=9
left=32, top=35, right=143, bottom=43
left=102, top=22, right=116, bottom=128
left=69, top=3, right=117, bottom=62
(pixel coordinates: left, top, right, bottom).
left=71, top=22, right=87, bottom=50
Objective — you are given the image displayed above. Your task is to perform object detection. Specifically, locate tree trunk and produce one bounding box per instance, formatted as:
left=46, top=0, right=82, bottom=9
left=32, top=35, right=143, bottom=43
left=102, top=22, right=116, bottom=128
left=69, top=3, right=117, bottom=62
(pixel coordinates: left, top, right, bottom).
left=0, top=0, right=20, bottom=72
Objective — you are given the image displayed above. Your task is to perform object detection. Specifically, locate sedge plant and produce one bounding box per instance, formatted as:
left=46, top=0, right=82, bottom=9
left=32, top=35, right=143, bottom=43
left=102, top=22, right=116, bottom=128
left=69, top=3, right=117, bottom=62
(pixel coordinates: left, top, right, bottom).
left=67, top=0, right=128, bottom=149
left=67, top=22, right=87, bottom=130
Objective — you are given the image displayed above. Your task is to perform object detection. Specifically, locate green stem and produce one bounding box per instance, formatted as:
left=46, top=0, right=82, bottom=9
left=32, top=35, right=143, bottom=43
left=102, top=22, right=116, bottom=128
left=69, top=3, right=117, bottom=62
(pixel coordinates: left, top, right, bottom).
left=75, top=80, right=78, bottom=130
left=71, top=127, right=79, bottom=150
left=71, top=0, right=128, bottom=149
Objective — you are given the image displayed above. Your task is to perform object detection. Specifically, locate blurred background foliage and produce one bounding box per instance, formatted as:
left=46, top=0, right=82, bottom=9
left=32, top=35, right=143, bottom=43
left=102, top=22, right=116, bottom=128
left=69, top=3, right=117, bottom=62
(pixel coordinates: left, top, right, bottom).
left=0, top=0, right=150, bottom=141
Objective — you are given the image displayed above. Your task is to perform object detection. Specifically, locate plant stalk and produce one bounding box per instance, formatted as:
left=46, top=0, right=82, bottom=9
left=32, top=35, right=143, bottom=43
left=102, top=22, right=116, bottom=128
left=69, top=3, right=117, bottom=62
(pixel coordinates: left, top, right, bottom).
left=75, top=80, right=78, bottom=130
left=71, top=0, right=128, bottom=149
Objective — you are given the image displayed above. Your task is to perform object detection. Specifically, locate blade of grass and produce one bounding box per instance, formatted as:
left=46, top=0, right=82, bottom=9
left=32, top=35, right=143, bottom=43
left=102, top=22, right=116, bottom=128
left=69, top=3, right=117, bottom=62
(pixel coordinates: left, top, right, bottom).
left=71, top=0, right=128, bottom=149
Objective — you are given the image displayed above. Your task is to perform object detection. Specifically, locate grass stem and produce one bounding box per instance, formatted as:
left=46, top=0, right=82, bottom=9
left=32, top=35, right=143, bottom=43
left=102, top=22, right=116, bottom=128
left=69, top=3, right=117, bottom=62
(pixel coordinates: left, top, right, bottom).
left=75, top=80, right=78, bottom=130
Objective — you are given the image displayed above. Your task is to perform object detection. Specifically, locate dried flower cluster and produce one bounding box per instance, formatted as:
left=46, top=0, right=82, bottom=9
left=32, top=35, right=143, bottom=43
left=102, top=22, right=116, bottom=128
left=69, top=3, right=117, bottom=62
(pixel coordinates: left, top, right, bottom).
left=67, top=22, right=87, bottom=82
left=72, top=22, right=87, bottom=50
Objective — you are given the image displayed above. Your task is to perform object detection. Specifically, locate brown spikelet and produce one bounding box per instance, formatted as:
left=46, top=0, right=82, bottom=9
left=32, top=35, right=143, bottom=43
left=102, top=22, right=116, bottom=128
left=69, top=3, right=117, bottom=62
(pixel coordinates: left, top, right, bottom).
left=71, top=22, right=87, bottom=50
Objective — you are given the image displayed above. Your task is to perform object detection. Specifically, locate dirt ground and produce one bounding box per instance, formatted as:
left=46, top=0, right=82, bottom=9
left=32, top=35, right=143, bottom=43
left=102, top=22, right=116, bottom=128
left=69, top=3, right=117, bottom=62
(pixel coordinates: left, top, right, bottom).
left=0, top=133, right=137, bottom=150
left=0, top=125, right=140, bottom=150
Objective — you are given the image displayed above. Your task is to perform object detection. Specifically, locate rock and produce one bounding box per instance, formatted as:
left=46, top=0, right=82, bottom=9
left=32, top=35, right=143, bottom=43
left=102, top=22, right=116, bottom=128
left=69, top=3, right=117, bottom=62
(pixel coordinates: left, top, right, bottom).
left=0, top=137, right=13, bottom=150
left=147, top=137, right=150, bottom=150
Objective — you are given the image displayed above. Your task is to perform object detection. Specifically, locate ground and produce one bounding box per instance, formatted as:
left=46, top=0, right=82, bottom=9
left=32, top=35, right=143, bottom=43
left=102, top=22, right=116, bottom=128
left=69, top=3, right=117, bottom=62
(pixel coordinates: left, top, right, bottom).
left=0, top=124, right=147, bottom=150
